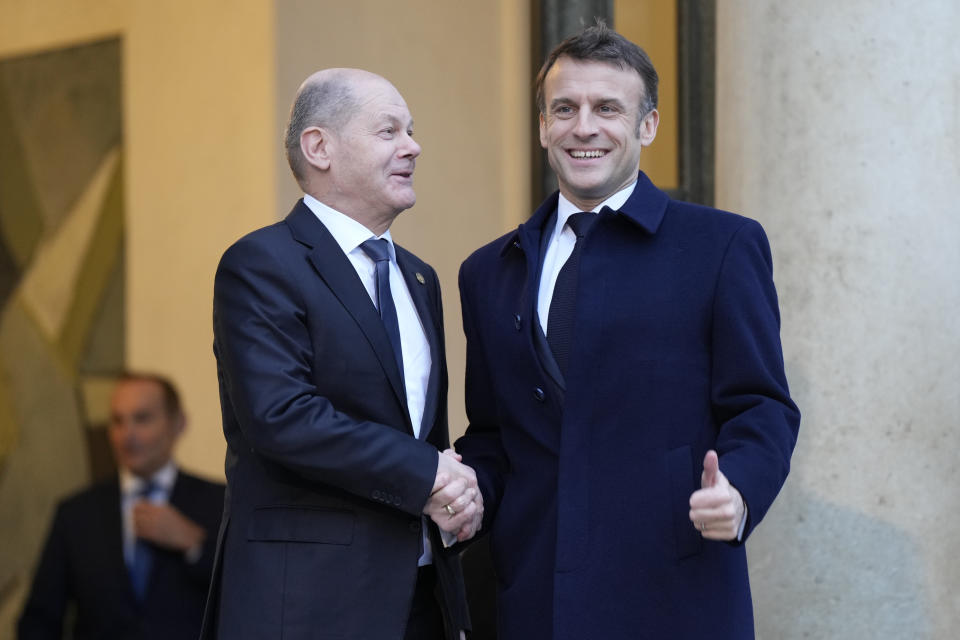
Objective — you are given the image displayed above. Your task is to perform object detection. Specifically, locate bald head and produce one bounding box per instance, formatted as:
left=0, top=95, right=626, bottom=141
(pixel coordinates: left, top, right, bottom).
left=284, top=68, right=393, bottom=188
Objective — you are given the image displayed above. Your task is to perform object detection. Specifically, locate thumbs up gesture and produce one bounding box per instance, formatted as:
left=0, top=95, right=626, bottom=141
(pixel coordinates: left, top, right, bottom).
left=688, top=450, right=746, bottom=541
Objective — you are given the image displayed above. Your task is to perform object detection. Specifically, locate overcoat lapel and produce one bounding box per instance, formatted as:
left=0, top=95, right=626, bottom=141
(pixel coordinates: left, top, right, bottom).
left=396, top=250, right=441, bottom=441
left=512, top=194, right=566, bottom=392
left=285, top=202, right=410, bottom=427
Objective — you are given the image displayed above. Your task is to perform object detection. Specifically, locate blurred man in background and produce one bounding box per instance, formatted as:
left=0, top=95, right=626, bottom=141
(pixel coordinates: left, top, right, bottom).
left=18, top=372, right=225, bottom=640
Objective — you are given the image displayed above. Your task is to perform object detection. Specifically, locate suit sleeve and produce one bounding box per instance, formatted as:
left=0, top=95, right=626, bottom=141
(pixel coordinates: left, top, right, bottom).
left=17, top=504, right=70, bottom=640
left=177, top=481, right=224, bottom=586
left=213, top=236, right=438, bottom=516
left=454, top=259, right=510, bottom=533
left=709, top=220, right=801, bottom=540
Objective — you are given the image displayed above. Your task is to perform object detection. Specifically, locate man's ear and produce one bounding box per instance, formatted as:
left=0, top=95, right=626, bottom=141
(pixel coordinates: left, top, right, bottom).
left=639, top=108, right=659, bottom=147
left=171, top=411, right=187, bottom=439
left=301, top=126, right=332, bottom=171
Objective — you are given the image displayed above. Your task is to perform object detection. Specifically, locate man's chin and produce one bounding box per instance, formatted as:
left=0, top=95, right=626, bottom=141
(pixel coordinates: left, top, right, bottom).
left=559, top=181, right=615, bottom=204
left=391, top=192, right=417, bottom=213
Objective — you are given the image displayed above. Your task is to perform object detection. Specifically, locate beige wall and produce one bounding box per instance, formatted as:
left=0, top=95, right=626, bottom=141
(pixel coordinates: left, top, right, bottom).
left=123, top=2, right=275, bottom=479
left=614, top=0, right=679, bottom=190
left=0, top=0, right=126, bottom=55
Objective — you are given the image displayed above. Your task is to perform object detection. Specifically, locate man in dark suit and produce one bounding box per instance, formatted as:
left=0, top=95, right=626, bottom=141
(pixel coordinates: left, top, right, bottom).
left=203, top=68, right=479, bottom=640
left=18, top=372, right=225, bottom=640
left=455, top=23, right=801, bottom=639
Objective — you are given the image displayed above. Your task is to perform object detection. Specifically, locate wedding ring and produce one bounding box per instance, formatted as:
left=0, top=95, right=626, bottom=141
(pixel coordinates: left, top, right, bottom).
left=444, top=504, right=456, bottom=517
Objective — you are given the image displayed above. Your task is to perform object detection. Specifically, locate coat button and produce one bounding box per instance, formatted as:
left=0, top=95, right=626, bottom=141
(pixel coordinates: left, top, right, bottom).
left=393, top=496, right=402, bottom=506
left=409, top=520, right=421, bottom=533
left=534, top=387, right=545, bottom=402
left=372, top=489, right=381, bottom=500
left=514, top=314, right=522, bottom=330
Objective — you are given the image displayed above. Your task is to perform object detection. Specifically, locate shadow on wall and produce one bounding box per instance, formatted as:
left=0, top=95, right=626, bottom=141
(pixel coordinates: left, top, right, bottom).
left=749, top=483, right=929, bottom=639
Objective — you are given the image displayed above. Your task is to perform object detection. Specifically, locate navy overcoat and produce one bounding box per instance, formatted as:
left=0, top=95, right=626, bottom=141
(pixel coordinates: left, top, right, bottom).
left=456, top=172, right=800, bottom=640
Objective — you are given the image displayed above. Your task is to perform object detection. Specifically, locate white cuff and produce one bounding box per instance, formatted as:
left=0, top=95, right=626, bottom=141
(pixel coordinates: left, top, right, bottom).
left=735, top=503, right=749, bottom=542
left=439, top=529, right=458, bottom=548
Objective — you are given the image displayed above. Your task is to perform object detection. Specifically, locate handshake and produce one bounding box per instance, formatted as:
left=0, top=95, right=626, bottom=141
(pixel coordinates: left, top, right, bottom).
left=423, top=449, right=483, bottom=543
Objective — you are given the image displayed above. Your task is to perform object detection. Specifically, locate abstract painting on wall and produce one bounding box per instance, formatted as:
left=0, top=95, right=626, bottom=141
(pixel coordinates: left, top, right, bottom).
left=0, top=37, right=124, bottom=631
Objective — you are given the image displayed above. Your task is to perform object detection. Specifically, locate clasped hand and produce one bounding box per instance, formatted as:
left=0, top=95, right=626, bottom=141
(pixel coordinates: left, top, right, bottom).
left=423, top=449, right=483, bottom=542
left=132, top=502, right=207, bottom=552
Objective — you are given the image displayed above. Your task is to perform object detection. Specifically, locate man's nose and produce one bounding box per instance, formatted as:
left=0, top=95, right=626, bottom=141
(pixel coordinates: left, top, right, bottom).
left=401, top=133, right=421, bottom=159
left=572, top=109, right=599, bottom=138
left=115, top=422, right=136, bottom=443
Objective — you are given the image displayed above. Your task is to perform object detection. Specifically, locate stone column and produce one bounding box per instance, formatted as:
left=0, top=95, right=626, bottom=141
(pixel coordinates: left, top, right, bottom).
left=715, top=2, right=960, bottom=638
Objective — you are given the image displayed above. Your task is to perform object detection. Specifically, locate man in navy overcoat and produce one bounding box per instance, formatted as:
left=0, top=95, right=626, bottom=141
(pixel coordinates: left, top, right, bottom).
left=456, top=24, right=800, bottom=639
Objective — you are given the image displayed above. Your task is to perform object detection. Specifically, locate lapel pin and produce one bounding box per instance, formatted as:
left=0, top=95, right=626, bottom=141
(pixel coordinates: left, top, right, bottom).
left=415, top=272, right=425, bottom=284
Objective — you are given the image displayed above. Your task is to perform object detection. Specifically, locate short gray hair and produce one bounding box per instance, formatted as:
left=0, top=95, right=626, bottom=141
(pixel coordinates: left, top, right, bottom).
left=283, top=75, right=358, bottom=187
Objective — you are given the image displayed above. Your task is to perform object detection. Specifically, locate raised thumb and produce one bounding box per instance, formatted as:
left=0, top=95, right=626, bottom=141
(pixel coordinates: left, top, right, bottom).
left=702, top=450, right=720, bottom=488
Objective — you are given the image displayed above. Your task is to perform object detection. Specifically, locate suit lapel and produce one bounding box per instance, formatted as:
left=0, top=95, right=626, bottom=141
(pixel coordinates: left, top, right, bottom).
left=101, top=481, right=136, bottom=602
left=286, top=202, right=410, bottom=423
left=397, top=250, right=440, bottom=441
left=168, top=471, right=190, bottom=510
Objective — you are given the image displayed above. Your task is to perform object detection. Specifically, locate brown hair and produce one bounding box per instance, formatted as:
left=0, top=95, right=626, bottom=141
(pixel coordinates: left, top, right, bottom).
left=535, top=21, right=659, bottom=118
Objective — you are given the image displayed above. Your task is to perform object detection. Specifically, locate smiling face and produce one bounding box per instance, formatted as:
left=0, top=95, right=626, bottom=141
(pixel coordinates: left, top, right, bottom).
left=323, top=76, right=422, bottom=231
left=539, top=57, right=659, bottom=210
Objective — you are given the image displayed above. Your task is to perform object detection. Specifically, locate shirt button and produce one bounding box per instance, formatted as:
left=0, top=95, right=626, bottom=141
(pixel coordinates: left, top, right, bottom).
left=514, top=314, right=522, bottom=330
left=534, top=387, right=545, bottom=402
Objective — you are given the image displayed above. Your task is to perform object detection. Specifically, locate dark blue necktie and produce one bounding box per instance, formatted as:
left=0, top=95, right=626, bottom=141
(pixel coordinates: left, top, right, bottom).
left=129, top=482, right=156, bottom=601
left=360, top=238, right=405, bottom=387
left=547, top=211, right=599, bottom=377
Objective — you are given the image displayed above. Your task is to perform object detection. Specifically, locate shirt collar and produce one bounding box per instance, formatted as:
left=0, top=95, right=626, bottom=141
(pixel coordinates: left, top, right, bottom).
left=303, top=194, right=395, bottom=260
left=553, top=180, right=637, bottom=238
left=119, top=460, right=178, bottom=496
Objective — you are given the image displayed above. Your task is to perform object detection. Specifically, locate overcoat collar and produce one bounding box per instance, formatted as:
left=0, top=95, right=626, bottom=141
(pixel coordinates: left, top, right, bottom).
left=498, top=170, right=669, bottom=256
left=285, top=200, right=412, bottom=431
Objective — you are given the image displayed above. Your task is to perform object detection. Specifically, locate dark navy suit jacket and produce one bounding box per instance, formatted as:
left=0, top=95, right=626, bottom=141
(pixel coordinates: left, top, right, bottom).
left=203, top=201, right=468, bottom=640
left=456, top=172, right=800, bottom=640
left=18, top=471, right=224, bottom=640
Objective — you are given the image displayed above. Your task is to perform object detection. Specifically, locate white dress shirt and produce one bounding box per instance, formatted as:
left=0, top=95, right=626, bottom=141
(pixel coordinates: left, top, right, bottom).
left=303, top=195, right=432, bottom=438
left=303, top=194, right=439, bottom=561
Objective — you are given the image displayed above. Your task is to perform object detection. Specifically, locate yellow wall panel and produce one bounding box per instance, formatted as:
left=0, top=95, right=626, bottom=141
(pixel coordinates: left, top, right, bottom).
left=614, top=0, right=679, bottom=190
